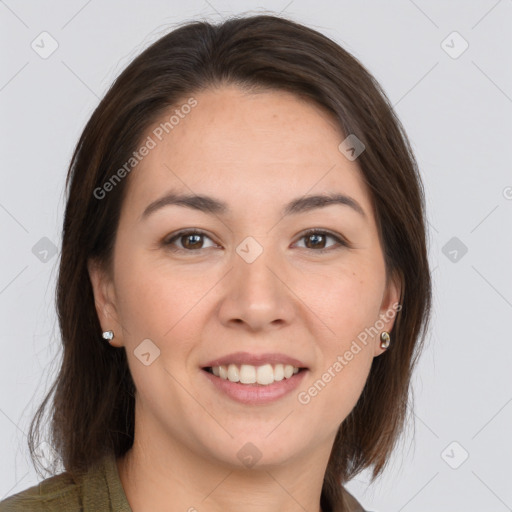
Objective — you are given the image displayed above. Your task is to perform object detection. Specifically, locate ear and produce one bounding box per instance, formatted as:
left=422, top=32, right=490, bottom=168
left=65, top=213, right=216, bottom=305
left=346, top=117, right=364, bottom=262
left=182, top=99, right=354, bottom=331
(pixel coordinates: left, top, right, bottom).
left=373, top=269, right=402, bottom=357
left=87, top=258, right=123, bottom=347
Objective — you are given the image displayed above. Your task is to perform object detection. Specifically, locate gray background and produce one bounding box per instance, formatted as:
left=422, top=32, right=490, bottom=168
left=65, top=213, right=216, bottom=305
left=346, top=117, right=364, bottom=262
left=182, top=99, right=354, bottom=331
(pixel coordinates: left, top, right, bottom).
left=1, top=1, right=511, bottom=510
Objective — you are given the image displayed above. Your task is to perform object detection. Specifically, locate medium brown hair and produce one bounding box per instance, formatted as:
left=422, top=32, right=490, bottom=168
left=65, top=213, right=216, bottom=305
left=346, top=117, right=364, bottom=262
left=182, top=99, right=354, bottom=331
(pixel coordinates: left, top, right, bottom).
left=28, top=14, right=432, bottom=510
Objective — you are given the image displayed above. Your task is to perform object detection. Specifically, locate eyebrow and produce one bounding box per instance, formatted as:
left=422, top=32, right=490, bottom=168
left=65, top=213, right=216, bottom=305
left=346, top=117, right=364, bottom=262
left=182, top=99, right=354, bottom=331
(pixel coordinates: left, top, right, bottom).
left=140, top=191, right=366, bottom=221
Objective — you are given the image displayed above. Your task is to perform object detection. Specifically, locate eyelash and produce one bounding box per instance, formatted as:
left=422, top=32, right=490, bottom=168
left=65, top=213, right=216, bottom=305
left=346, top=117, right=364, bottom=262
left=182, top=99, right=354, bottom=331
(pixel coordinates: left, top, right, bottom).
left=163, top=228, right=349, bottom=254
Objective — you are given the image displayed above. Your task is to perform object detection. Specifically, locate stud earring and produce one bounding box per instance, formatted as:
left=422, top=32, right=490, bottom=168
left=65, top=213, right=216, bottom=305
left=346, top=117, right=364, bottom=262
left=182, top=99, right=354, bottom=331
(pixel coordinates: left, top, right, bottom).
left=102, top=330, right=114, bottom=343
left=380, top=331, right=391, bottom=349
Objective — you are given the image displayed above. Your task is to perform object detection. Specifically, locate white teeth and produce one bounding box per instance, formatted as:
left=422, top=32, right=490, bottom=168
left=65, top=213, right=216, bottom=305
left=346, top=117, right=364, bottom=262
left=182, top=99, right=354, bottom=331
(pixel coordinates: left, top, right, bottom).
left=283, top=365, right=294, bottom=378
left=227, top=364, right=240, bottom=382
left=256, top=364, right=274, bottom=385
left=209, top=363, right=302, bottom=385
left=239, top=364, right=256, bottom=384
left=274, top=364, right=284, bottom=381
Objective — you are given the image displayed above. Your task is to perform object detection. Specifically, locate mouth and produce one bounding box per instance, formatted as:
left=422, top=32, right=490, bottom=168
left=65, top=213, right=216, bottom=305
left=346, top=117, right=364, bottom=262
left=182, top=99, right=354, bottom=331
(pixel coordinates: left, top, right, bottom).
left=200, top=362, right=308, bottom=405
left=200, top=351, right=309, bottom=403
left=201, top=363, right=307, bottom=386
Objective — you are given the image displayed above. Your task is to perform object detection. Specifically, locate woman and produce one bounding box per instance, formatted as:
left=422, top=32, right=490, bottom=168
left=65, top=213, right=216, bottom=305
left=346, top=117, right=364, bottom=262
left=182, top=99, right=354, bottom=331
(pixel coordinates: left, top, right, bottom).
left=0, top=13, right=431, bottom=512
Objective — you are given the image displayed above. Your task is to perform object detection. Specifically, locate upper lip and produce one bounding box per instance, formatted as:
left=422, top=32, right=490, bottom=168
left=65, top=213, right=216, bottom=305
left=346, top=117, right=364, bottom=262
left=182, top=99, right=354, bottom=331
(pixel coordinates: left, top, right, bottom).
left=202, top=351, right=308, bottom=369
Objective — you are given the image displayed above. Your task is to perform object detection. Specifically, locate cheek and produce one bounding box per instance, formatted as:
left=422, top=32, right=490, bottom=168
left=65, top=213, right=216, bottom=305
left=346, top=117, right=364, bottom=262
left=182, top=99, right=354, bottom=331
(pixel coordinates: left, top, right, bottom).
left=294, top=264, right=382, bottom=421
left=115, top=251, right=177, bottom=326
left=114, top=254, right=216, bottom=358
left=299, top=261, right=385, bottom=339
left=301, top=340, right=374, bottom=428
left=113, top=260, right=202, bottom=394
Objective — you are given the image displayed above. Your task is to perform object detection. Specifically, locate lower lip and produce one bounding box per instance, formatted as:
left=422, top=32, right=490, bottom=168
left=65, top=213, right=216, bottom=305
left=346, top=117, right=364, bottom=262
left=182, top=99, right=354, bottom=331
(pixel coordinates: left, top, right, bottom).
left=201, top=368, right=308, bottom=405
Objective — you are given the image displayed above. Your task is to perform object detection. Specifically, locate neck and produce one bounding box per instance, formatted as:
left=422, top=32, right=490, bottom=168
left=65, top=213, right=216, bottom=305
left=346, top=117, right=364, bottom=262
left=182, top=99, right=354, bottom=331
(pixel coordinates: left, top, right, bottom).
left=116, top=414, right=331, bottom=512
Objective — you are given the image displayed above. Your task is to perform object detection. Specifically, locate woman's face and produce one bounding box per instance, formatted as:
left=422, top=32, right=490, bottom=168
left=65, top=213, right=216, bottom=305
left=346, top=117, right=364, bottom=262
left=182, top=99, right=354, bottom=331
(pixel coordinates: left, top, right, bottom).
left=89, top=85, right=400, bottom=469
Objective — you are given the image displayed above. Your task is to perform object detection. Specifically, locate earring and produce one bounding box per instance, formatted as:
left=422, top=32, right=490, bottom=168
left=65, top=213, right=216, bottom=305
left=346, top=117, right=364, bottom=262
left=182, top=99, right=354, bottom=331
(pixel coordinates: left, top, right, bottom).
left=380, top=331, right=391, bottom=349
left=102, top=330, right=114, bottom=342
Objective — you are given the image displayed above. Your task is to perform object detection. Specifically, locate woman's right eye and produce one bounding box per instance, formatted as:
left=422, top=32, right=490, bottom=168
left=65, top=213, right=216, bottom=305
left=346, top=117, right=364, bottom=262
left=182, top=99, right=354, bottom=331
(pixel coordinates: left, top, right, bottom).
left=164, top=230, right=218, bottom=252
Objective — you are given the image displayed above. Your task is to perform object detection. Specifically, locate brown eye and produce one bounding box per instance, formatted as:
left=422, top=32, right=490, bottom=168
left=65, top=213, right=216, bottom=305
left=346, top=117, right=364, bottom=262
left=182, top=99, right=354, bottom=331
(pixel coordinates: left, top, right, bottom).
left=295, top=229, right=348, bottom=253
left=304, top=232, right=328, bottom=249
left=180, top=233, right=203, bottom=250
left=164, top=230, right=217, bottom=252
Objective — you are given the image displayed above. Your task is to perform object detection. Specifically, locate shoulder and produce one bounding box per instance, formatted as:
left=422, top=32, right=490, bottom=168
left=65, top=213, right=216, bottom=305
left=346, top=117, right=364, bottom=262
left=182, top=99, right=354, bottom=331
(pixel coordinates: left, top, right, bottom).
left=0, top=452, right=131, bottom=512
left=0, top=471, right=81, bottom=512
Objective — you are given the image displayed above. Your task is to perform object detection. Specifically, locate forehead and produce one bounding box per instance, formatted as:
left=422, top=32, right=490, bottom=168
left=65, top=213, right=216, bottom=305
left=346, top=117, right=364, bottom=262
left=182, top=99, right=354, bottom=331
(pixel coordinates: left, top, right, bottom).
left=122, top=86, right=374, bottom=220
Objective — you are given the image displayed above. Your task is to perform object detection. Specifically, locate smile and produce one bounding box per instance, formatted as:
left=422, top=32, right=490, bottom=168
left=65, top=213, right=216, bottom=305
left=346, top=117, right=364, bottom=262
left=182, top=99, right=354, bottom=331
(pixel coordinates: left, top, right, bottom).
left=201, top=365, right=308, bottom=405
left=204, top=363, right=303, bottom=386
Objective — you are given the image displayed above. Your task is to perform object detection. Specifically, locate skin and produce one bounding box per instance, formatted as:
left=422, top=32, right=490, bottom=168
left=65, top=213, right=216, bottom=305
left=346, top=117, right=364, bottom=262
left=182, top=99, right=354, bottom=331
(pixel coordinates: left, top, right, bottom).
left=88, top=85, right=401, bottom=512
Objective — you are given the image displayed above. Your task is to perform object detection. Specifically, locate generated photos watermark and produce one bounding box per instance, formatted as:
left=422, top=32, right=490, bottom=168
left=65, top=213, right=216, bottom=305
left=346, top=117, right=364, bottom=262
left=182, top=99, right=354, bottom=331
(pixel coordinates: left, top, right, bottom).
left=93, top=97, right=198, bottom=200
left=297, top=301, right=402, bottom=405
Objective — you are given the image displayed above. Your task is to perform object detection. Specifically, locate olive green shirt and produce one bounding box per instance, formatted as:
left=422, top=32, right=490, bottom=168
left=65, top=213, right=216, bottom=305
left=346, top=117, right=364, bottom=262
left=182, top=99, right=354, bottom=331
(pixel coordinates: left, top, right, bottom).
left=0, top=451, right=367, bottom=511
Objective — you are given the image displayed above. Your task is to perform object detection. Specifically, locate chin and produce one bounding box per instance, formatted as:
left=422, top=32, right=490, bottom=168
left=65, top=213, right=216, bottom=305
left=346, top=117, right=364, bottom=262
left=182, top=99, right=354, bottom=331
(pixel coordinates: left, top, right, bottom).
left=195, top=431, right=306, bottom=470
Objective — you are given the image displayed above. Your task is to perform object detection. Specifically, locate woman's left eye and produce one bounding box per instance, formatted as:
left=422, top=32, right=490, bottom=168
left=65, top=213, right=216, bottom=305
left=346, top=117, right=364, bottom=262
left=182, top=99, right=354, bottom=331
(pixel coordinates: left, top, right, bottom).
left=293, top=229, right=349, bottom=253
left=163, top=229, right=348, bottom=253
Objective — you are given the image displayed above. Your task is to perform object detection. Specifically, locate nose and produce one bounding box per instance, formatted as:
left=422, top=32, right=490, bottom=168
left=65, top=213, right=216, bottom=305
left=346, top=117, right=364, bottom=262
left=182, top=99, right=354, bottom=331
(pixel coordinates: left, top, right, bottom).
left=217, top=238, right=297, bottom=332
